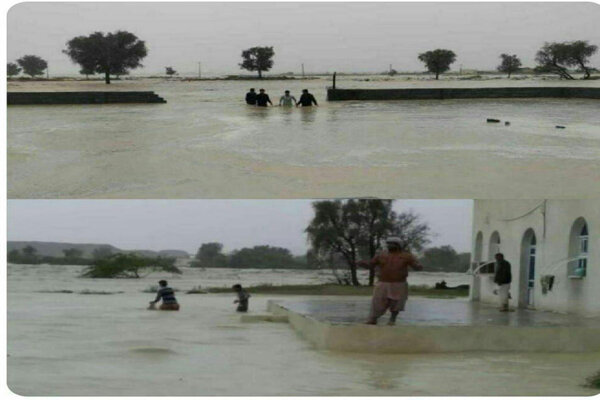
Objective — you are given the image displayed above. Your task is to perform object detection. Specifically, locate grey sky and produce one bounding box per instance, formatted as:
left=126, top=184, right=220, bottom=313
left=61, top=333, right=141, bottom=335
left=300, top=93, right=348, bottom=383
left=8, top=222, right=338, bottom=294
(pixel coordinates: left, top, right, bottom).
left=7, top=2, right=600, bottom=76
left=7, top=200, right=473, bottom=254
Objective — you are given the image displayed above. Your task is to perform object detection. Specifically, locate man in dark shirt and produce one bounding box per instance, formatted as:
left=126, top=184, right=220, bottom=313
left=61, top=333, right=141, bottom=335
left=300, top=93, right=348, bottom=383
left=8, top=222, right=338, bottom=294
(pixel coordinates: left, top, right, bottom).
left=255, top=89, right=272, bottom=107
left=149, top=280, right=180, bottom=310
left=493, top=253, right=512, bottom=312
left=296, top=89, right=318, bottom=107
left=232, top=284, right=250, bottom=312
left=245, top=88, right=257, bottom=105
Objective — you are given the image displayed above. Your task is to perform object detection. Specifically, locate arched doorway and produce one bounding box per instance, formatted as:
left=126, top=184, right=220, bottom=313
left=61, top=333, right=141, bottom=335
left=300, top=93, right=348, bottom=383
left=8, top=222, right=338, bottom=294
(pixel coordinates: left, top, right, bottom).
left=520, top=229, right=537, bottom=307
left=568, top=218, right=589, bottom=277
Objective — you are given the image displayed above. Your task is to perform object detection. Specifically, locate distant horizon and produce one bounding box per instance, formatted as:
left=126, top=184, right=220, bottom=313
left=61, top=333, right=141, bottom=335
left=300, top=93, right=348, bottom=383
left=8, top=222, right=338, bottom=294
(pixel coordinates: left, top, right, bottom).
left=7, top=200, right=474, bottom=255
left=8, top=2, right=600, bottom=76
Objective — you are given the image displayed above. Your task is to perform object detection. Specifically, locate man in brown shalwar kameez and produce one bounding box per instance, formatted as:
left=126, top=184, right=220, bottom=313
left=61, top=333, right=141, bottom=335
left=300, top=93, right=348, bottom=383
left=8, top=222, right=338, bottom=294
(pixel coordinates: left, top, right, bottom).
left=360, top=237, right=423, bottom=325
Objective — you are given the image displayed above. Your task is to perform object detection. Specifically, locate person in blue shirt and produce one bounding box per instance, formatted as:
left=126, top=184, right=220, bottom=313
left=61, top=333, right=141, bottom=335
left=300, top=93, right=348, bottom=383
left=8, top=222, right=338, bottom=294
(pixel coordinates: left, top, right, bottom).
left=149, top=280, right=180, bottom=310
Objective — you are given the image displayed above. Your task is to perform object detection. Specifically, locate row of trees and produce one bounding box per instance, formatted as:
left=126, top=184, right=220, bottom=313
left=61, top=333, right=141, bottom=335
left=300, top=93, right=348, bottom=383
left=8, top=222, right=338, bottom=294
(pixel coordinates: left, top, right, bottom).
left=418, top=40, right=597, bottom=80
left=10, top=29, right=597, bottom=83
left=192, top=243, right=308, bottom=269
left=7, top=55, right=48, bottom=78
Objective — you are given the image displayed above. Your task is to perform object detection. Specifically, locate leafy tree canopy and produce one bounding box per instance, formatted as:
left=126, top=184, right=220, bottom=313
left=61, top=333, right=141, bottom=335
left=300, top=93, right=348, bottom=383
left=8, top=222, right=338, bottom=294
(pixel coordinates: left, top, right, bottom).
left=535, top=40, right=598, bottom=79
left=81, top=253, right=181, bottom=278
left=239, top=46, right=275, bottom=78
left=16, top=55, right=47, bottom=78
left=497, top=54, right=522, bottom=77
left=63, top=31, right=147, bottom=84
left=7, top=62, right=21, bottom=77
left=418, top=49, right=456, bottom=80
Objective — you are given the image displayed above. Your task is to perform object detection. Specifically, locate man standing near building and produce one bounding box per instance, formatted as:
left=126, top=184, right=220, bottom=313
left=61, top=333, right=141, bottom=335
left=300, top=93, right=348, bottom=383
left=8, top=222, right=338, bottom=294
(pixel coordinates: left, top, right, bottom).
left=360, top=237, right=423, bottom=326
left=494, top=253, right=512, bottom=312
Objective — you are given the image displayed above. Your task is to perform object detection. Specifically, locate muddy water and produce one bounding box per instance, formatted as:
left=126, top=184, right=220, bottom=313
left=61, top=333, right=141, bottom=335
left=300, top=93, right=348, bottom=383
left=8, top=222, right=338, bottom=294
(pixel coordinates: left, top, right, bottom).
left=7, top=77, right=600, bottom=199
left=7, top=264, right=599, bottom=395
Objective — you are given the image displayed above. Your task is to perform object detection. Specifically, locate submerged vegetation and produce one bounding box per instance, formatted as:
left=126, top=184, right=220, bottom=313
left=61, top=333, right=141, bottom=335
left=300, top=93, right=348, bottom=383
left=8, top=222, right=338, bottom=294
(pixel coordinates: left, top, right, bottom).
left=81, top=253, right=181, bottom=278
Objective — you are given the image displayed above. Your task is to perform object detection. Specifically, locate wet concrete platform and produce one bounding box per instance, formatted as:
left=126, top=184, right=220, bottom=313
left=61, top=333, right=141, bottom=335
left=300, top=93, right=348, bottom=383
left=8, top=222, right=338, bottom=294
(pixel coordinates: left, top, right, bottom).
left=267, top=297, right=600, bottom=353
left=274, top=297, right=600, bottom=327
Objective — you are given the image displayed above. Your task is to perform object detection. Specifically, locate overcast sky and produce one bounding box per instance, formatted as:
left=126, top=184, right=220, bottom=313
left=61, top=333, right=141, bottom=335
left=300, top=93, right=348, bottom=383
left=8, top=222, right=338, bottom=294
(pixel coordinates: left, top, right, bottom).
left=7, top=200, right=473, bottom=254
left=7, top=2, right=600, bottom=76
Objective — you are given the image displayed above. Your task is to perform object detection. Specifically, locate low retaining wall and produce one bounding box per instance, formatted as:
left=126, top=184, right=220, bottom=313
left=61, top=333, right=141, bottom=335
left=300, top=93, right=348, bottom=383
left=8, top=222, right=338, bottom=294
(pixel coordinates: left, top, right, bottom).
left=267, top=300, right=600, bottom=353
left=7, top=91, right=167, bottom=105
left=327, top=87, right=600, bottom=101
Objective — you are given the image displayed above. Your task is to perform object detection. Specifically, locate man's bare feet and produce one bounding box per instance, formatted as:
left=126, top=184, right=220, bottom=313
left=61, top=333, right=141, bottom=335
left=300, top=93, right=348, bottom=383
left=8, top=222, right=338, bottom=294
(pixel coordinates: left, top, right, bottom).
left=366, top=319, right=377, bottom=325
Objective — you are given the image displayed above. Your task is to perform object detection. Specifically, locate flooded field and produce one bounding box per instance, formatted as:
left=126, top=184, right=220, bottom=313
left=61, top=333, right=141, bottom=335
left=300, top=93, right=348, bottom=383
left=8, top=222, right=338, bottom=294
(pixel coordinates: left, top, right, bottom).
left=7, top=263, right=600, bottom=396
left=7, top=77, right=600, bottom=199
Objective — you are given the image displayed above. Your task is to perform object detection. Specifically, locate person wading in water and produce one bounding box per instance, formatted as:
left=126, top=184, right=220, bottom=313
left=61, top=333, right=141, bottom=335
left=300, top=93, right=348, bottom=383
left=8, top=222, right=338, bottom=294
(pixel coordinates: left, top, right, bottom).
left=245, top=88, right=257, bottom=105
left=296, top=89, right=318, bottom=107
left=359, top=237, right=423, bottom=325
left=255, top=89, right=273, bottom=107
left=279, top=90, right=297, bottom=107
left=149, top=280, right=180, bottom=311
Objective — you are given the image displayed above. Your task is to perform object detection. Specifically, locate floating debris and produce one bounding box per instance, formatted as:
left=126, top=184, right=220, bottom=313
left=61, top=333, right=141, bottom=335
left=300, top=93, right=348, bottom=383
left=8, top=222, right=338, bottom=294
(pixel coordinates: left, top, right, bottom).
left=556, top=125, right=566, bottom=129
left=486, top=118, right=501, bottom=123
left=505, top=121, right=511, bottom=126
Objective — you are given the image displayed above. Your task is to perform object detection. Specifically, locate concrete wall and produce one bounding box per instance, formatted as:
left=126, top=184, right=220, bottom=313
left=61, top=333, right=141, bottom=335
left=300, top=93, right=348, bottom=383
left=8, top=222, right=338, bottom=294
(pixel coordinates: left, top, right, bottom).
left=267, top=301, right=600, bottom=353
left=471, top=200, right=599, bottom=316
left=327, top=87, right=600, bottom=101
left=8, top=91, right=166, bottom=105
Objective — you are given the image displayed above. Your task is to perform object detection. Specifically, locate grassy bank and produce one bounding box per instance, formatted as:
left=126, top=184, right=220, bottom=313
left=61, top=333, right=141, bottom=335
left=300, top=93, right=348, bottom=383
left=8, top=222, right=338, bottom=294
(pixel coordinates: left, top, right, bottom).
left=204, top=283, right=468, bottom=298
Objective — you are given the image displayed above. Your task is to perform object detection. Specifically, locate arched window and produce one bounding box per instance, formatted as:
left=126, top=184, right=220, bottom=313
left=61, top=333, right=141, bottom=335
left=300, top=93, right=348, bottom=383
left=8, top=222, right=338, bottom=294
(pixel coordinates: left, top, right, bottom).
left=520, top=229, right=536, bottom=307
left=568, top=218, right=589, bottom=278
left=483, top=231, right=501, bottom=273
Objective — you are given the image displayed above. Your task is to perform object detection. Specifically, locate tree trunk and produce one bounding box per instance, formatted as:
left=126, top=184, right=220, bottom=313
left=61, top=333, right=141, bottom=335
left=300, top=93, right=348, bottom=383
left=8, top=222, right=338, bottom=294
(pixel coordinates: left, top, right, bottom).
left=350, top=262, right=360, bottom=286
left=105, top=71, right=111, bottom=84
left=258, top=69, right=262, bottom=79
left=508, top=71, right=512, bottom=78
left=435, top=71, right=439, bottom=80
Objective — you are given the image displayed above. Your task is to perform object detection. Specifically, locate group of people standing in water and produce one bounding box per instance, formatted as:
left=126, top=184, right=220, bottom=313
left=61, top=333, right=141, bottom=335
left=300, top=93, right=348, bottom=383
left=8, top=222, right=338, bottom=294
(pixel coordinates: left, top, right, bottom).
left=245, top=88, right=318, bottom=107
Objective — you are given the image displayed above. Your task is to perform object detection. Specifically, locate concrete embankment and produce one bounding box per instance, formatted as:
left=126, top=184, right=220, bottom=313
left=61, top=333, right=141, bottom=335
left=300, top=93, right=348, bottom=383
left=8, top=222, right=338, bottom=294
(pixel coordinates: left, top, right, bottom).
left=327, top=87, right=600, bottom=101
left=267, top=299, right=600, bottom=353
left=7, top=91, right=166, bottom=105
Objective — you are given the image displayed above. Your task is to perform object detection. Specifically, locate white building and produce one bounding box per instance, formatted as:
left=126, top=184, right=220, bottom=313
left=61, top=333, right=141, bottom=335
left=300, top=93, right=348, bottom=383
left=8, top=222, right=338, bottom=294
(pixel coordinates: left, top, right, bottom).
left=470, top=200, right=598, bottom=316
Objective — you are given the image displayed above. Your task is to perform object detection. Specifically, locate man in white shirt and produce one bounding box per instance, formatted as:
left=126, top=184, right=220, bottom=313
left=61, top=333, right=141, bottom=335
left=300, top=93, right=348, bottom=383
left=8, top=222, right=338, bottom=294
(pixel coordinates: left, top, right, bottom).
left=279, top=90, right=297, bottom=107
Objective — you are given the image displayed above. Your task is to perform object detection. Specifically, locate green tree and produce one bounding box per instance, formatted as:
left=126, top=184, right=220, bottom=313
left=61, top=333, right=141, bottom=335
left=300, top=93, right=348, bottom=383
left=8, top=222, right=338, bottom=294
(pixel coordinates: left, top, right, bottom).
left=418, top=49, right=456, bottom=80
left=565, top=40, right=598, bottom=79
left=419, top=245, right=470, bottom=272
left=63, top=31, right=147, bottom=84
left=239, top=46, right=275, bottom=78
left=79, top=66, right=95, bottom=79
left=497, top=54, right=522, bottom=78
left=63, top=248, right=83, bottom=259
left=7, top=62, right=21, bottom=77
left=228, top=245, right=298, bottom=269
left=81, top=253, right=181, bottom=278
left=306, top=199, right=431, bottom=286
left=195, top=242, right=227, bottom=268
left=535, top=42, right=575, bottom=79
left=22, top=245, right=37, bottom=257
left=7, top=249, right=21, bottom=262
left=16, top=55, right=47, bottom=78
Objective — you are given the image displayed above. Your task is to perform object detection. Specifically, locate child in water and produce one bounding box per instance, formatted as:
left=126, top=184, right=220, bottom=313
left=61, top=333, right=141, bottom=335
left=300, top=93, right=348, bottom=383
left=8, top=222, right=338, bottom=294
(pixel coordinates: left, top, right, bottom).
left=232, top=284, right=250, bottom=312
